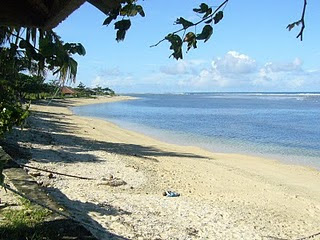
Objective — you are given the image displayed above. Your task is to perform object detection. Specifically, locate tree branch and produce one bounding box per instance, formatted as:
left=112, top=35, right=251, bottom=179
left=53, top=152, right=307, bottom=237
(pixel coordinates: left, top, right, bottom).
left=150, top=0, right=229, bottom=48
left=296, top=0, right=307, bottom=41
left=19, top=163, right=95, bottom=180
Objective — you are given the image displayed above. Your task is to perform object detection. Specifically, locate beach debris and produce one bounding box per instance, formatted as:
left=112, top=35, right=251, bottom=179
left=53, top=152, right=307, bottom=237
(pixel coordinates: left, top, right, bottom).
left=97, top=177, right=126, bottom=187
left=126, top=164, right=139, bottom=171
left=186, top=227, right=199, bottom=237
left=108, top=179, right=127, bottom=187
left=29, top=171, right=41, bottom=177
left=36, top=180, right=43, bottom=186
left=100, top=174, right=113, bottom=181
left=163, top=190, right=180, bottom=197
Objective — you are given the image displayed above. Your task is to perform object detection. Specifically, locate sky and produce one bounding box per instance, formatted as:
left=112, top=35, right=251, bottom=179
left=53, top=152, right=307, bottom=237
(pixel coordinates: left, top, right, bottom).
left=54, top=0, right=320, bottom=93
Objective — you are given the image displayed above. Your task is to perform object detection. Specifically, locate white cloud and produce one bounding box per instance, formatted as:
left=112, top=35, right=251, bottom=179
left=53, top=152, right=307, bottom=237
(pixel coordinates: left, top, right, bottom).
left=178, top=51, right=256, bottom=89
left=212, top=51, right=257, bottom=74
left=177, top=52, right=320, bottom=92
left=89, top=52, right=320, bottom=93
left=261, top=58, right=303, bottom=73
left=253, top=58, right=307, bottom=89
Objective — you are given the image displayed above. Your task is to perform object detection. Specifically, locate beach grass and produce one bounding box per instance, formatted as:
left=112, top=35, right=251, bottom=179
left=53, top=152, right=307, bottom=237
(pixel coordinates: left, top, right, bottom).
left=0, top=197, right=50, bottom=240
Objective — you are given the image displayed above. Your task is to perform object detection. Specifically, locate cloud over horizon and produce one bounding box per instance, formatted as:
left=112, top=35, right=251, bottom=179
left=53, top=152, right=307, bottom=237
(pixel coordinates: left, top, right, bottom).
left=174, top=51, right=318, bottom=92
left=89, top=51, right=320, bottom=93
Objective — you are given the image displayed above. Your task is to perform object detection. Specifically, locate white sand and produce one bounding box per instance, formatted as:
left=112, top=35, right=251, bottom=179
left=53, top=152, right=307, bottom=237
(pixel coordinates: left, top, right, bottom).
left=11, top=96, right=320, bottom=240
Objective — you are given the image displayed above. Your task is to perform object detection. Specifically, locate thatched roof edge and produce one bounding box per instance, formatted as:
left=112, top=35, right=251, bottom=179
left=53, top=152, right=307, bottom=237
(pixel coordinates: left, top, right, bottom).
left=45, top=0, right=86, bottom=29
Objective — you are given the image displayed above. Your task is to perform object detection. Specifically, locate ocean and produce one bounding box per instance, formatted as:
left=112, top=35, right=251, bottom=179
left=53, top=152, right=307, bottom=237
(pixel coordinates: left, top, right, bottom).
left=72, top=93, right=320, bottom=168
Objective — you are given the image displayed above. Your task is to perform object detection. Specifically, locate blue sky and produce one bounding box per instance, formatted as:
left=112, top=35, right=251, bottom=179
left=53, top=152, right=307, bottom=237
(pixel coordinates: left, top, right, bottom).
left=55, top=0, right=320, bottom=93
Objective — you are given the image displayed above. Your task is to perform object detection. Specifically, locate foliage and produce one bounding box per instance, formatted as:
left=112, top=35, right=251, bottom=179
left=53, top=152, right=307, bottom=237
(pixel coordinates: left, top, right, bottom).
left=0, top=27, right=88, bottom=186
left=0, top=48, right=30, bottom=139
left=0, top=99, right=29, bottom=138
left=1, top=27, right=86, bottom=83
left=101, top=0, right=228, bottom=59
left=0, top=198, right=50, bottom=240
left=102, top=0, right=228, bottom=59
left=100, top=0, right=308, bottom=59
left=153, top=1, right=228, bottom=59
left=0, top=26, right=87, bottom=139
left=0, top=146, right=10, bottom=188
left=74, top=83, right=115, bottom=97
left=102, top=0, right=145, bottom=42
left=14, top=74, right=45, bottom=99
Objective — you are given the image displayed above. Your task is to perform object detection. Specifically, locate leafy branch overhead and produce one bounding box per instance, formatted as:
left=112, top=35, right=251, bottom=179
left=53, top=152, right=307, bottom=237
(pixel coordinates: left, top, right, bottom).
left=98, top=0, right=309, bottom=60
left=100, top=0, right=228, bottom=59
left=103, top=1, right=145, bottom=42
left=151, top=0, right=229, bottom=60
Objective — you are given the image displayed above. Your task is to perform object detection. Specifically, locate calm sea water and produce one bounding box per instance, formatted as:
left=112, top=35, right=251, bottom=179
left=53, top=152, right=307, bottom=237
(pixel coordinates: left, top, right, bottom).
left=72, top=93, right=320, bottom=168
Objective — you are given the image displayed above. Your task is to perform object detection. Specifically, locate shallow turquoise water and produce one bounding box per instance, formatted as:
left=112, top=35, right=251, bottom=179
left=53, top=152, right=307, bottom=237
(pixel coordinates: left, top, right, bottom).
left=72, top=93, right=320, bottom=168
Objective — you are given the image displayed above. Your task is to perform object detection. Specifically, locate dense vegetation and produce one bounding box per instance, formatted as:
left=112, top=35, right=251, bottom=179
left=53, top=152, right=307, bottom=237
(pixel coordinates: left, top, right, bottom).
left=74, top=82, right=115, bottom=97
left=0, top=27, right=114, bottom=188
left=0, top=28, right=115, bottom=139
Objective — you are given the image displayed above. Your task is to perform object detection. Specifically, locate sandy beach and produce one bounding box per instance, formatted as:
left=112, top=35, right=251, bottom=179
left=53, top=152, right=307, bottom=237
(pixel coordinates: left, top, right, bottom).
left=7, top=96, right=320, bottom=240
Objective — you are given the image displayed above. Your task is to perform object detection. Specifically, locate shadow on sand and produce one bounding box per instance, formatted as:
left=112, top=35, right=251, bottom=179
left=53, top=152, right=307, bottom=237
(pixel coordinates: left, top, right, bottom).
left=46, top=187, right=131, bottom=240
left=8, top=105, right=209, bottom=165
left=2, top=101, right=210, bottom=239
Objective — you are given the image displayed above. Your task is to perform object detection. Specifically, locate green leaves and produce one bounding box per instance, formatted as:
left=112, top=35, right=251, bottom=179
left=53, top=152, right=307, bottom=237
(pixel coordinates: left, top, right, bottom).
left=103, top=2, right=145, bottom=41
left=155, top=0, right=228, bottom=60
left=64, top=43, right=86, bottom=56
left=0, top=98, right=29, bottom=139
left=19, top=39, right=40, bottom=61
left=196, top=25, right=213, bottom=42
left=0, top=147, right=11, bottom=187
left=39, top=37, right=56, bottom=57
left=184, top=32, right=197, bottom=51
left=165, top=34, right=183, bottom=60
left=120, top=4, right=145, bottom=17
left=287, top=20, right=301, bottom=31
left=175, top=17, right=194, bottom=29
left=114, top=20, right=131, bottom=41
left=193, top=3, right=213, bottom=19
left=203, top=8, right=213, bottom=18
left=103, top=15, right=118, bottom=26
left=193, top=3, right=209, bottom=14
left=213, top=11, right=224, bottom=24
left=136, top=5, right=145, bottom=17
left=19, top=39, right=28, bottom=49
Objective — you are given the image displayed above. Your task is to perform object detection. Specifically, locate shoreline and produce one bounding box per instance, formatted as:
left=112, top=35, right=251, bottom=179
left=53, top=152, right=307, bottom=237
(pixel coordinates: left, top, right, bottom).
left=72, top=95, right=320, bottom=172
left=11, top=96, right=320, bottom=239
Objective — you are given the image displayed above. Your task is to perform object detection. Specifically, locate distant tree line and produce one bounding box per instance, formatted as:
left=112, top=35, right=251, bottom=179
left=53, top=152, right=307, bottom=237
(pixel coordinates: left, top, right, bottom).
left=1, top=72, right=116, bottom=101
left=72, top=82, right=115, bottom=97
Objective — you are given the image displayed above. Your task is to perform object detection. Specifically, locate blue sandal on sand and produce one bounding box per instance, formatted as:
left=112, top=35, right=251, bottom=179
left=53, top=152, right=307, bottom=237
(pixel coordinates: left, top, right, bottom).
left=163, top=190, right=180, bottom=197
